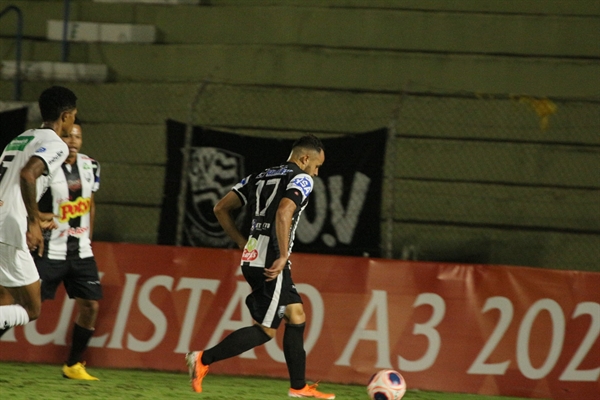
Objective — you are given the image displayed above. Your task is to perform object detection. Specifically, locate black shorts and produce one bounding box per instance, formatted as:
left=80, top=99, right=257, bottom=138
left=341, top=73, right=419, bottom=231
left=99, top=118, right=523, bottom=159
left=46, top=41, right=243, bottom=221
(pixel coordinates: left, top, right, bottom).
left=242, top=266, right=302, bottom=329
left=34, top=257, right=103, bottom=301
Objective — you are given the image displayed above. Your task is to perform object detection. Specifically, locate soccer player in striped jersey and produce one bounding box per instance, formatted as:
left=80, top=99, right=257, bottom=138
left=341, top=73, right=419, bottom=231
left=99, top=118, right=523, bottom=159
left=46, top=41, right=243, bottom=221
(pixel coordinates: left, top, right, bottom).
left=0, top=86, right=76, bottom=336
left=186, top=135, right=335, bottom=399
left=35, top=119, right=102, bottom=380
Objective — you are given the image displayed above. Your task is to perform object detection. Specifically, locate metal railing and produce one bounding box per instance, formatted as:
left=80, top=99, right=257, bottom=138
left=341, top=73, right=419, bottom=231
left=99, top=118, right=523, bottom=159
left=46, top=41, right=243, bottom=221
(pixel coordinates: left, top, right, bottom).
left=0, top=5, right=23, bottom=100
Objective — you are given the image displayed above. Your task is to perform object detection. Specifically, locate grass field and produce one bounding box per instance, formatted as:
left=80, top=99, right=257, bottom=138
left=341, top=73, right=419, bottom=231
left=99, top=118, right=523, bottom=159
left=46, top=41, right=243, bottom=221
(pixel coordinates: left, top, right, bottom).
left=0, top=361, right=534, bottom=400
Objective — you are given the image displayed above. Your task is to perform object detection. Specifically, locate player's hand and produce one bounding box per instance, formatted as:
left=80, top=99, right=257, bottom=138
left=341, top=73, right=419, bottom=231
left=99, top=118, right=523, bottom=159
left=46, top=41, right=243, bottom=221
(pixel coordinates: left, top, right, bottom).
left=26, top=220, right=44, bottom=257
left=39, top=212, right=59, bottom=230
left=264, top=257, right=287, bottom=282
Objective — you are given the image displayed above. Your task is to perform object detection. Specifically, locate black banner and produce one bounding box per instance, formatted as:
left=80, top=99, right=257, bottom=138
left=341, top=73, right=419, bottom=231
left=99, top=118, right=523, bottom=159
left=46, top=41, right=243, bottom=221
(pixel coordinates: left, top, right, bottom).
left=0, top=106, right=28, bottom=151
left=159, top=120, right=387, bottom=257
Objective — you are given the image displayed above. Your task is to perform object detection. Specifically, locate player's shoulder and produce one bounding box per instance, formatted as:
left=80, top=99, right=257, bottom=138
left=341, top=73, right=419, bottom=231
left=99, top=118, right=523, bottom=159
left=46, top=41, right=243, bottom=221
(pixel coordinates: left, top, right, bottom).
left=288, top=170, right=314, bottom=197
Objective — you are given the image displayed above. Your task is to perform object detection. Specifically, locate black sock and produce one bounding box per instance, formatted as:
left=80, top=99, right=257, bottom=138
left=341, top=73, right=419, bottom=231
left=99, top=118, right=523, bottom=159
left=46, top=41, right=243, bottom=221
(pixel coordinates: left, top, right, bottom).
left=67, top=323, right=94, bottom=367
left=201, top=325, right=271, bottom=365
left=284, top=323, right=306, bottom=390
left=0, top=327, right=10, bottom=339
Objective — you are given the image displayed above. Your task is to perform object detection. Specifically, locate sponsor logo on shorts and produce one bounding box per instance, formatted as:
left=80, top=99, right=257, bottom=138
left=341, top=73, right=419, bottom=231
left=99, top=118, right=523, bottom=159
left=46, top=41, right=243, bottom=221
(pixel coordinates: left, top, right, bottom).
left=278, top=305, right=286, bottom=318
left=59, top=196, right=91, bottom=222
left=242, top=237, right=259, bottom=262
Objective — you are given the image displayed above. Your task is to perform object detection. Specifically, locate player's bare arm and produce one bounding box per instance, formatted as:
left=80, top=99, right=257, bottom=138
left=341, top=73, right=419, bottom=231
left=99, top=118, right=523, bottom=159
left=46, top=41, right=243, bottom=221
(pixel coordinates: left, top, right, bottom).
left=264, top=197, right=296, bottom=282
left=214, top=191, right=247, bottom=250
left=20, top=156, right=48, bottom=256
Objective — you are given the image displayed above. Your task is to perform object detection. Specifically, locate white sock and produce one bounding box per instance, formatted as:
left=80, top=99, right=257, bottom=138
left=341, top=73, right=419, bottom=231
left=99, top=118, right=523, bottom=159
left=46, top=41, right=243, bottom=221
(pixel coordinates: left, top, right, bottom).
left=0, top=304, right=30, bottom=329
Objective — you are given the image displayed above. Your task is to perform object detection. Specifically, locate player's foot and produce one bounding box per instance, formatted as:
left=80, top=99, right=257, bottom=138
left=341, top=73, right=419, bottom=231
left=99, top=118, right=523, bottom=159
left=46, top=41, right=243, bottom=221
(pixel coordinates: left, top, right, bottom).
left=186, top=351, right=209, bottom=393
left=289, top=383, right=335, bottom=399
left=62, top=362, right=99, bottom=380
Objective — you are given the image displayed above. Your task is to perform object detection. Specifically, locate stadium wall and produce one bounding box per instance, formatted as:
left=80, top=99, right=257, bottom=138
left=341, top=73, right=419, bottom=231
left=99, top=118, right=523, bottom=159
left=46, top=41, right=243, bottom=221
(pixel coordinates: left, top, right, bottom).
left=1, top=242, right=598, bottom=399
left=0, top=0, right=599, bottom=271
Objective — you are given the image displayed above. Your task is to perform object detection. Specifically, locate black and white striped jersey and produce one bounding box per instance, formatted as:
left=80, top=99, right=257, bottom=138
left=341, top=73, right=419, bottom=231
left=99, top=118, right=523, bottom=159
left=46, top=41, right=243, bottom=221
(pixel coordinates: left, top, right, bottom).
left=0, top=128, right=68, bottom=250
left=232, top=162, right=313, bottom=269
left=38, top=153, right=100, bottom=260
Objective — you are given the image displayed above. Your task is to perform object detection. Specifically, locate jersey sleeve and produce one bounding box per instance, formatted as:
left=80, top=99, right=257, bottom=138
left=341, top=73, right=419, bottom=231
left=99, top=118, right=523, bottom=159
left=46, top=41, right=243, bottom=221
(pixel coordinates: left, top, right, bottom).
left=33, top=135, right=68, bottom=177
left=91, top=159, right=100, bottom=192
left=284, top=173, right=314, bottom=206
left=232, top=174, right=254, bottom=206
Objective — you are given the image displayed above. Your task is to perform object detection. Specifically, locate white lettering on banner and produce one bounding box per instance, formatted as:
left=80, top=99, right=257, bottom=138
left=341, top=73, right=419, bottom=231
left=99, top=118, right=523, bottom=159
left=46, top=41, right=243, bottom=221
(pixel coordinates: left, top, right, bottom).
left=468, top=297, right=600, bottom=381
left=107, top=273, right=140, bottom=349
left=518, top=299, right=566, bottom=380
left=335, top=290, right=392, bottom=368
left=560, top=302, right=600, bottom=382
left=398, top=293, right=445, bottom=372
left=24, top=294, right=75, bottom=346
left=467, top=296, right=513, bottom=375
left=127, top=275, right=174, bottom=352
left=174, top=278, right=220, bottom=354
left=265, top=283, right=324, bottom=363
left=206, top=281, right=257, bottom=359
left=4, top=266, right=597, bottom=386
left=0, top=324, right=16, bottom=341
left=297, top=172, right=370, bottom=247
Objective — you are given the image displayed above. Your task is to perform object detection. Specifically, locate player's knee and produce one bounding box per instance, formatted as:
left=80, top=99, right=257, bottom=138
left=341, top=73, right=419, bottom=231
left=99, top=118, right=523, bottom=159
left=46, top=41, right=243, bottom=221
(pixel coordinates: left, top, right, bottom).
left=26, top=303, right=42, bottom=321
left=259, top=325, right=277, bottom=339
left=79, top=299, right=99, bottom=318
left=285, top=304, right=306, bottom=325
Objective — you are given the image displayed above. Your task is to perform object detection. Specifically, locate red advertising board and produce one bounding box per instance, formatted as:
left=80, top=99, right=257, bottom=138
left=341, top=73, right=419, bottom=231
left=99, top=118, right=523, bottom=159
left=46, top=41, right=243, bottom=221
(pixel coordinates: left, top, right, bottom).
left=1, top=243, right=598, bottom=399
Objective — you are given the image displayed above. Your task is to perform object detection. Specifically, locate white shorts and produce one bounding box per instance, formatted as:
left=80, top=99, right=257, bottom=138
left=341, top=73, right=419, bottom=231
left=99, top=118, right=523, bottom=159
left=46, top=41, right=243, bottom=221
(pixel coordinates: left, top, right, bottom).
left=0, top=243, right=40, bottom=287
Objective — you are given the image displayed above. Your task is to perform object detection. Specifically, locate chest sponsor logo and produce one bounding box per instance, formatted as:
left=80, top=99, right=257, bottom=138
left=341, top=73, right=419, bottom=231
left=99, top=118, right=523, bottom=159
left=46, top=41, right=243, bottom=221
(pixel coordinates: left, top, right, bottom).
left=242, top=238, right=259, bottom=262
left=59, top=196, right=91, bottom=222
left=5, top=136, right=34, bottom=151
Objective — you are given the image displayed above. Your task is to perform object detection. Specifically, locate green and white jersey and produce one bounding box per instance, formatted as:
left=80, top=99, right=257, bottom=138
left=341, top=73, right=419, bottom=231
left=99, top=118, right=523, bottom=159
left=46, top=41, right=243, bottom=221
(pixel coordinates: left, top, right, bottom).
left=0, top=129, right=68, bottom=250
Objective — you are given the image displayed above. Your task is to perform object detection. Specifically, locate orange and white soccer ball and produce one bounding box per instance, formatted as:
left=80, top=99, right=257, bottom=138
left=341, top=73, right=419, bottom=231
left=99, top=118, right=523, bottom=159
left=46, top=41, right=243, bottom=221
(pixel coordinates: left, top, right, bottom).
left=367, top=369, right=407, bottom=400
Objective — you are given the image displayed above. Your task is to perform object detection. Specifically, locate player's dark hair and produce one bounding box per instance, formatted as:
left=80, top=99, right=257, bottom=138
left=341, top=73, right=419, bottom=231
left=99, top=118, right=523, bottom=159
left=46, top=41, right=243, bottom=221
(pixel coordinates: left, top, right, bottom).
left=292, top=134, right=324, bottom=153
left=38, top=86, right=77, bottom=122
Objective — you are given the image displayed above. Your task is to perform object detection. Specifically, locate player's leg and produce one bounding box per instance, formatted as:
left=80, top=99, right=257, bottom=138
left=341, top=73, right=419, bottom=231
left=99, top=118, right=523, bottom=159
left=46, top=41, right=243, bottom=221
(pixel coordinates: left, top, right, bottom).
left=0, top=286, right=14, bottom=337
left=284, top=271, right=335, bottom=399
left=62, top=258, right=102, bottom=380
left=0, top=244, right=42, bottom=333
left=0, top=281, right=41, bottom=328
left=284, top=302, right=307, bottom=390
left=186, top=266, right=277, bottom=393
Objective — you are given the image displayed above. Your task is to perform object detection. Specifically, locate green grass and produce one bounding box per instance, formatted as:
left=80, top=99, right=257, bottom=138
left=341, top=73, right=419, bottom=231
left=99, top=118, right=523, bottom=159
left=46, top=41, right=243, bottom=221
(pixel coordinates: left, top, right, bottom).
left=0, top=362, right=532, bottom=400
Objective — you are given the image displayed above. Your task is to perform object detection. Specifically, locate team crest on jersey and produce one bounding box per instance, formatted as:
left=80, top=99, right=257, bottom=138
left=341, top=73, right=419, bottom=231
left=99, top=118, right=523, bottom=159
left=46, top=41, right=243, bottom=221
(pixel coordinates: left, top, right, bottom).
left=187, top=147, right=246, bottom=247
left=291, top=176, right=313, bottom=197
